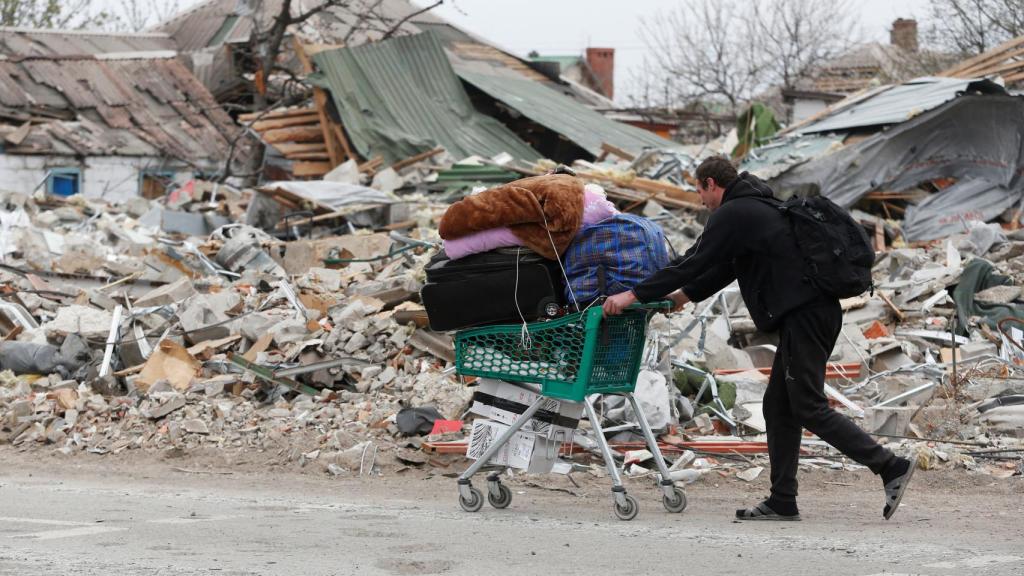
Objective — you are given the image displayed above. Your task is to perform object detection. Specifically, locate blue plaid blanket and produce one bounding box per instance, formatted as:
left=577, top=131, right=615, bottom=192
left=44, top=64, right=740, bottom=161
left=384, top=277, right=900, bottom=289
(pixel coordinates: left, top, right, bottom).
left=563, top=214, right=669, bottom=303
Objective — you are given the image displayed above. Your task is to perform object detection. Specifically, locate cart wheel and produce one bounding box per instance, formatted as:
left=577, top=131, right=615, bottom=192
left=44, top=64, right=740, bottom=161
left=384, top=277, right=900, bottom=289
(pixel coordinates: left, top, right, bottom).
left=459, top=487, right=484, bottom=512
left=663, top=487, right=687, bottom=513
left=613, top=494, right=639, bottom=521
left=488, top=483, right=512, bottom=509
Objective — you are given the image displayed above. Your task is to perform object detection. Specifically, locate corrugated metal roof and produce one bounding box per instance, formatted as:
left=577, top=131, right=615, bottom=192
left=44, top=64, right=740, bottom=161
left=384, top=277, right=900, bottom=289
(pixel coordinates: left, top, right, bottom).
left=0, top=55, right=236, bottom=165
left=312, top=32, right=540, bottom=164
left=457, top=69, right=676, bottom=157
left=0, top=27, right=175, bottom=57
left=795, top=76, right=1006, bottom=134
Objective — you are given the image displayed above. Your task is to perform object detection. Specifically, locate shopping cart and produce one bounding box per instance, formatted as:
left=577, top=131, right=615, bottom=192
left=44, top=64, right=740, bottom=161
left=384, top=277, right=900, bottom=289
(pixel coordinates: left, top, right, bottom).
left=452, top=301, right=687, bottom=520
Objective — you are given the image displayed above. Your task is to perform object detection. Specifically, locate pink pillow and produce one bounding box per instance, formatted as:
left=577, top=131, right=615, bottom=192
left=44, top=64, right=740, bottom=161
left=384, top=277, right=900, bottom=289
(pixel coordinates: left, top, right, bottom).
left=582, top=184, right=617, bottom=224
left=444, top=227, right=523, bottom=260
left=443, top=185, right=618, bottom=260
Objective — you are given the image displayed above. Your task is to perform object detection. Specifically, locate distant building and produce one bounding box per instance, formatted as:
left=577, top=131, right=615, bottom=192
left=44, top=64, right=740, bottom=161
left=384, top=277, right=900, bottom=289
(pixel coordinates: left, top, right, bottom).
left=784, top=19, right=957, bottom=124
left=0, top=28, right=239, bottom=200
left=528, top=48, right=615, bottom=101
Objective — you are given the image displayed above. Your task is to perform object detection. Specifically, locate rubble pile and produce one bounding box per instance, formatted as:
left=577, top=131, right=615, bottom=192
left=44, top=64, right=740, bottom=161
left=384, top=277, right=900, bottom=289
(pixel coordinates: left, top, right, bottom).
left=3, top=156, right=1023, bottom=483
left=0, top=183, right=474, bottom=475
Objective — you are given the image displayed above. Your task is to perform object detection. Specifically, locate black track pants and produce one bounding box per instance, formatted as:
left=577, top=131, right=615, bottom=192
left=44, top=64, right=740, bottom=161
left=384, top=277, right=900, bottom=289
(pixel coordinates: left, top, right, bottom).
left=763, top=298, right=895, bottom=503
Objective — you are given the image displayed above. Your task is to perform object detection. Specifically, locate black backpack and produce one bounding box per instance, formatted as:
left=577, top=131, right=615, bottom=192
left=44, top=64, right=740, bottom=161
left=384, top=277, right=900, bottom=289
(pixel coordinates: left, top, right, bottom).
left=774, top=195, right=875, bottom=298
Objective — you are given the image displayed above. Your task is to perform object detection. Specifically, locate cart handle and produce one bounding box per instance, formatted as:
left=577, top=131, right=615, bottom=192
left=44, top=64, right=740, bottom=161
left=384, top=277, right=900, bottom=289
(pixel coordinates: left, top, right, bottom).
left=625, top=300, right=672, bottom=311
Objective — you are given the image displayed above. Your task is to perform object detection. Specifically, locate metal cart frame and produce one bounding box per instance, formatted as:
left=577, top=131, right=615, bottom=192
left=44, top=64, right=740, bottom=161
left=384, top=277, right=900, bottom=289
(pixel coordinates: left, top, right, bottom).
left=452, top=302, right=687, bottom=520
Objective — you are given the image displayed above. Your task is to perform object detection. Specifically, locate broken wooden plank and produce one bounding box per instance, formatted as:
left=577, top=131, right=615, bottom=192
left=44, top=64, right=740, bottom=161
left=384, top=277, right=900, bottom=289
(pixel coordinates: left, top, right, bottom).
left=261, top=125, right=324, bottom=144
left=249, top=113, right=321, bottom=132
left=600, top=142, right=635, bottom=162
left=391, top=147, right=445, bottom=171
left=5, top=121, right=31, bottom=146
left=294, top=39, right=342, bottom=167
left=271, top=142, right=328, bottom=155
left=358, top=155, right=384, bottom=174
left=292, top=161, right=333, bottom=177
left=284, top=151, right=332, bottom=161
left=331, top=123, right=355, bottom=163
left=877, top=290, right=907, bottom=322
left=238, top=106, right=317, bottom=123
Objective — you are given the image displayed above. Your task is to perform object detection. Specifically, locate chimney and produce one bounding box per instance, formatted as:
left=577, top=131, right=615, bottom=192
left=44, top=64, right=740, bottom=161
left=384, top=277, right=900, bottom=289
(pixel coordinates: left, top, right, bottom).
left=585, top=47, right=615, bottom=100
left=890, top=18, right=918, bottom=52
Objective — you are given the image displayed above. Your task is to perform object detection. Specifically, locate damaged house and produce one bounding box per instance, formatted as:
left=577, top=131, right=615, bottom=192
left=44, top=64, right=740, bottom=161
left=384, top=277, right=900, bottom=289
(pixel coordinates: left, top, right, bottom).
left=0, top=28, right=240, bottom=200
left=744, top=75, right=1024, bottom=243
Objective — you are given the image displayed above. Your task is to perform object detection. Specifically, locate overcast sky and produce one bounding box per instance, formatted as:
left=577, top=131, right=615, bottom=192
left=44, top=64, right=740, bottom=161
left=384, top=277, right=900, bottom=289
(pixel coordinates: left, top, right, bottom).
left=412, top=0, right=933, bottom=105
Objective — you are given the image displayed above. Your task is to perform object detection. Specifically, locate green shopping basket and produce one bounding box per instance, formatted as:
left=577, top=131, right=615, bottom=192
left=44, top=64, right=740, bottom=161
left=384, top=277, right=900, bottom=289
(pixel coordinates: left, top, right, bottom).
left=454, top=302, right=669, bottom=402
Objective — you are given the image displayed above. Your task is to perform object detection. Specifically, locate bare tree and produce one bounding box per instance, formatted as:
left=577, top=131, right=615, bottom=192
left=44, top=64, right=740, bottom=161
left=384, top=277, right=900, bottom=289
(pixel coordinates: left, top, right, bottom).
left=242, top=0, right=444, bottom=108
left=639, top=0, right=764, bottom=114
left=924, top=0, right=1024, bottom=55
left=637, top=0, right=860, bottom=113
left=0, top=0, right=113, bottom=29
left=752, top=0, right=861, bottom=91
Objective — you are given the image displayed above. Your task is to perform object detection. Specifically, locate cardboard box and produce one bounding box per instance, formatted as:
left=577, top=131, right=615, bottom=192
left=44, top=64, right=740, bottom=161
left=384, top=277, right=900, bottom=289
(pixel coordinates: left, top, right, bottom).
left=469, top=378, right=582, bottom=441
left=469, top=401, right=576, bottom=442
left=466, top=419, right=562, bottom=474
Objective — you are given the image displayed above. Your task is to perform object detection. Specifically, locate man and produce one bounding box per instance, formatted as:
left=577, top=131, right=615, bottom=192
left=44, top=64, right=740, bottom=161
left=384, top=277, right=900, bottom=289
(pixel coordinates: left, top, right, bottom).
left=603, top=156, right=916, bottom=521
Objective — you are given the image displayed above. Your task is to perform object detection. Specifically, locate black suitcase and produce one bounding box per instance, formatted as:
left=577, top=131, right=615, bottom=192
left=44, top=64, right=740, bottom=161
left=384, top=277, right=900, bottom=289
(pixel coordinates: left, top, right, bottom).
left=421, top=248, right=564, bottom=331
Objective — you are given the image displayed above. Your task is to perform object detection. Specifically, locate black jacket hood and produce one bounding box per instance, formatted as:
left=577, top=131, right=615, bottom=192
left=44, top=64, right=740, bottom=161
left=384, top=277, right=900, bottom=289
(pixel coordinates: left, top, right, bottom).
left=722, top=172, right=775, bottom=204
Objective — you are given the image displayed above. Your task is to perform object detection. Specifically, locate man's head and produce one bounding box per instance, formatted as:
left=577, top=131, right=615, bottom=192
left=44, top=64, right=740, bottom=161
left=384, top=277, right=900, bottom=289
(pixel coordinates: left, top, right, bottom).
left=695, top=156, right=738, bottom=211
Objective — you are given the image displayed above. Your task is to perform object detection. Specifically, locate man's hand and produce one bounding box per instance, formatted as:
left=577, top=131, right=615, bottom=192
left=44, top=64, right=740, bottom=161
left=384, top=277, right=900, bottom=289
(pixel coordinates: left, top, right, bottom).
left=669, top=290, right=690, bottom=312
left=602, top=291, right=637, bottom=316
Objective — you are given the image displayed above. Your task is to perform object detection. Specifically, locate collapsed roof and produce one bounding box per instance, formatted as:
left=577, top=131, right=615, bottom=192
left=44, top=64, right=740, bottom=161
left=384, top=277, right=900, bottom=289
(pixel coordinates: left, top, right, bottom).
left=156, top=0, right=613, bottom=108
left=0, top=27, right=176, bottom=58
left=310, top=32, right=674, bottom=164
left=311, top=32, right=541, bottom=164
left=0, top=52, right=238, bottom=167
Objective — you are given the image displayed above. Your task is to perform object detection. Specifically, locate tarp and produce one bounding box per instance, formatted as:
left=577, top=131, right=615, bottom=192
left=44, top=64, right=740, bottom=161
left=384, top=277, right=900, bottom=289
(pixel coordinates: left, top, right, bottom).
left=953, top=259, right=1024, bottom=335
left=771, top=95, right=1024, bottom=208
left=733, top=103, right=780, bottom=158
left=456, top=69, right=676, bottom=157
left=902, top=180, right=1024, bottom=242
left=312, top=33, right=541, bottom=164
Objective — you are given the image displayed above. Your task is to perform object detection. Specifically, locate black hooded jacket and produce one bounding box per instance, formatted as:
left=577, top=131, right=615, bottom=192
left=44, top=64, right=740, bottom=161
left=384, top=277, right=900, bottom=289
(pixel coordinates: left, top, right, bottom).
left=632, top=172, right=825, bottom=332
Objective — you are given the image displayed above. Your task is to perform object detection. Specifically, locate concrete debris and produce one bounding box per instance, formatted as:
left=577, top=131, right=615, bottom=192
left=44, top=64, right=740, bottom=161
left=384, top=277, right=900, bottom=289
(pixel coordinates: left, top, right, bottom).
left=1, top=55, right=1023, bottom=489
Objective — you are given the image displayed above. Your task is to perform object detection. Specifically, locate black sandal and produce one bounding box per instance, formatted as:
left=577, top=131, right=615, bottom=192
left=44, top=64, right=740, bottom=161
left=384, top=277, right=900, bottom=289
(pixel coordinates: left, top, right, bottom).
left=735, top=501, right=801, bottom=521
left=883, top=456, right=918, bottom=520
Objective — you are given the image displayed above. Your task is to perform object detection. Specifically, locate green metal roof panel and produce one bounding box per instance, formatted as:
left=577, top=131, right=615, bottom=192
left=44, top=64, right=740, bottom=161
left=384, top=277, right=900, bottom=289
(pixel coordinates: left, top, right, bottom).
left=312, top=33, right=541, bottom=164
left=456, top=69, right=678, bottom=157
left=528, top=55, right=583, bottom=69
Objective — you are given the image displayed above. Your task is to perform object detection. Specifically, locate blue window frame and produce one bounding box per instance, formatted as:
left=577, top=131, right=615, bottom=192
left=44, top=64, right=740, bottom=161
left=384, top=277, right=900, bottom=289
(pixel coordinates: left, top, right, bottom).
left=46, top=168, right=81, bottom=197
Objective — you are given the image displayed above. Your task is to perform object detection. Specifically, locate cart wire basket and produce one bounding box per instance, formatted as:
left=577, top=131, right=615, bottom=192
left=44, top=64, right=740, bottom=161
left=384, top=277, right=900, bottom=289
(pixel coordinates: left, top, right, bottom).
left=453, top=301, right=686, bottom=521
left=455, top=302, right=668, bottom=402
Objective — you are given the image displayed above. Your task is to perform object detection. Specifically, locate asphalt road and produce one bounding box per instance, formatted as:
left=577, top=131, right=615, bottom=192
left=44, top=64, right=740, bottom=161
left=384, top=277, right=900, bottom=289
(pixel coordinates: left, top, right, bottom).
left=1, top=456, right=1022, bottom=576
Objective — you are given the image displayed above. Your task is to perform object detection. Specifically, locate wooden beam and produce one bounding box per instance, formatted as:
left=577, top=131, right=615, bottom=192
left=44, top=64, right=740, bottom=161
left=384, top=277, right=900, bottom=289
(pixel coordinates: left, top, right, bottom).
left=249, top=113, right=321, bottom=132
left=600, top=142, right=636, bottom=162
left=261, top=125, right=324, bottom=144
left=292, top=161, right=333, bottom=177
left=294, top=38, right=342, bottom=167
left=391, top=146, right=444, bottom=171
left=331, top=123, right=355, bottom=164
left=238, top=106, right=317, bottom=123
left=359, top=155, right=384, bottom=174
left=285, top=151, right=332, bottom=160
left=877, top=290, right=906, bottom=322
left=942, top=35, right=1024, bottom=76
left=957, top=48, right=1024, bottom=77
left=271, top=142, right=327, bottom=155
